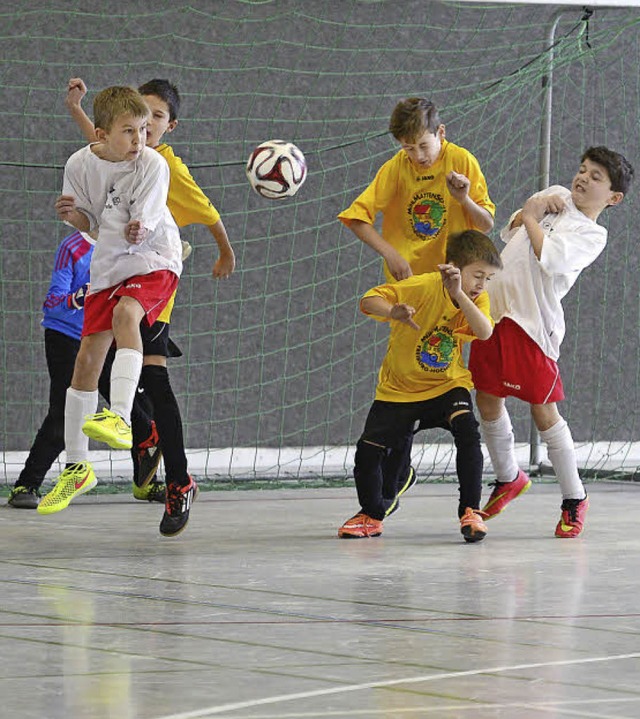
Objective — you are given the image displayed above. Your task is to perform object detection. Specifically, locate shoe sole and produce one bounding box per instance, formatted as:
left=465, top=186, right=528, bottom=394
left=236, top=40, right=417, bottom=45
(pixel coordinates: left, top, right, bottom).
left=8, top=497, right=40, bottom=509
left=482, top=480, right=532, bottom=520
left=83, top=423, right=132, bottom=450
left=461, top=526, right=487, bottom=543
left=37, top=476, right=98, bottom=515
left=338, top=526, right=383, bottom=539
left=137, top=449, right=163, bottom=489
left=133, top=490, right=166, bottom=503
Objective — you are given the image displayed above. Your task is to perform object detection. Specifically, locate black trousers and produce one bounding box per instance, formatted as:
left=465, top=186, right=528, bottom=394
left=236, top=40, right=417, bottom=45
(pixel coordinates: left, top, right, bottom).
left=17, top=329, right=153, bottom=490
left=353, top=387, right=483, bottom=520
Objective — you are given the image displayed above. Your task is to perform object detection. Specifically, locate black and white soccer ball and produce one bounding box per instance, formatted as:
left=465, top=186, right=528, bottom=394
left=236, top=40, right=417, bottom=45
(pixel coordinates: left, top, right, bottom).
left=246, top=140, right=307, bottom=199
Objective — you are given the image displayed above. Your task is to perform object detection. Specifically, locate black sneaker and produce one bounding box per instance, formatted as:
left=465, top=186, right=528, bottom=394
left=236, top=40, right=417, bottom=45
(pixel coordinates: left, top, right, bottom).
left=159, top=476, right=198, bottom=537
left=136, top=422, right=162, bottom=489
left=8, top=485, right=41, bottom=509
left=385, top=466, right=417, bottom=517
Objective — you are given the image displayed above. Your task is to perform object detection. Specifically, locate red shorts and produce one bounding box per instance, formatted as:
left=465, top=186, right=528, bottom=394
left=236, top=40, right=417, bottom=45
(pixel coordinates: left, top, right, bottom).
left=82, top=271, right=179, bottom=337
left=469, top=317, right=564, bottom=404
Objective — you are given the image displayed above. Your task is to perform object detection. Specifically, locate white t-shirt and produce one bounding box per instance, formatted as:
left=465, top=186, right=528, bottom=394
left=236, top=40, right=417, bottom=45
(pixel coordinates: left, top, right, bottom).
left=489, top=185, right=607, bottom=361
left=62, top=144, right=182, bottom=293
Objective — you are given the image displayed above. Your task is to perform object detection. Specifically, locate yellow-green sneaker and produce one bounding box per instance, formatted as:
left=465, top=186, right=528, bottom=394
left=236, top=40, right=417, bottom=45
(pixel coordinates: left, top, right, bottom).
left=82, top=409, right=132, bottom=450
left=132, top=480, right=166, bottom=503
left=37, top=462, right=97, bottom=515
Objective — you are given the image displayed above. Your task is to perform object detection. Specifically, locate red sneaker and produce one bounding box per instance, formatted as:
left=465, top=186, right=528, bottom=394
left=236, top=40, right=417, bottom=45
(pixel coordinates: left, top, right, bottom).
left=482, top=469, right=531, bottom=519
left=460, top=507, right=488, bottom=543
left=555, top=496, right=589, bottom=538
left=338, top=513, right=383, bottom=539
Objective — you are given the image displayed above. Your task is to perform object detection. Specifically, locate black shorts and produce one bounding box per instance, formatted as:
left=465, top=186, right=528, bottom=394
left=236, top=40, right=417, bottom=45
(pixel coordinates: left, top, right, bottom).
left=140, top=321, right=183, bottom=358
left=361, top=387, right=474, bottom=449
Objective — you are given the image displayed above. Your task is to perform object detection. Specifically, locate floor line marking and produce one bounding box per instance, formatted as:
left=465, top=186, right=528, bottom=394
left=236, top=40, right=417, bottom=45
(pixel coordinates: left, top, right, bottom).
left=154, top=651, right=640, bottom=719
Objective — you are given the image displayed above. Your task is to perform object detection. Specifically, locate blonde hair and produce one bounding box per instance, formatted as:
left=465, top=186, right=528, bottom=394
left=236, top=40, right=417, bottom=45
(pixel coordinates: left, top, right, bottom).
left=93, top=86, right=149, bottom=132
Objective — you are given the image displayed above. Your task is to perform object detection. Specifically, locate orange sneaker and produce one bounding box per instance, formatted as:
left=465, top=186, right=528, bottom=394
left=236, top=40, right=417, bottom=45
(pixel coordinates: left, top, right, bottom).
left=338, top=513, right=383, bottom=539
left=460, top=507, right=488, bottom=543
left=555, top=496, right=589, bottom=538
left=482, top=469, right=531, bottom=519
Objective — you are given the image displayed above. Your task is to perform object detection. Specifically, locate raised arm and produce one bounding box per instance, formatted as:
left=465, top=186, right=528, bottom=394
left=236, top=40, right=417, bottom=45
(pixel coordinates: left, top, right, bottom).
left=438, top=263, right=493, bottom=340
left=65, top=77, right=98, bottom=143
left=446, top=171, right=494, bottom=232
left=521, top=193, right=568, bottom=259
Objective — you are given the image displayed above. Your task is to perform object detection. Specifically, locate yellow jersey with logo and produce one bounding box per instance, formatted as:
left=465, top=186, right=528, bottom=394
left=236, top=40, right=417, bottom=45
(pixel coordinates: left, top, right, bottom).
left=155, top=143, right=221, bottom=323
left=339, top=141, right=495, bottom=282
left=362, top=272, right=492, bottom=402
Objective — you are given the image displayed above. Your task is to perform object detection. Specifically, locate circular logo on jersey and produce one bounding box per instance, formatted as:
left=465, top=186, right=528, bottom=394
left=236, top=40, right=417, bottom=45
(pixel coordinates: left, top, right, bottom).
left=416, top=327, right=454, bottom=371
left=408, top=191, right=446, bottom=240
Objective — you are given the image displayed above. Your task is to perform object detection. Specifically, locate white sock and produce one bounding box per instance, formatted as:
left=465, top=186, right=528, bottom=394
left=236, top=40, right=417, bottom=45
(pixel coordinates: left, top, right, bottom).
left=480, top=411, right=520, bottom=483
left=109, top=348, right=143, bottom=423
left=65, top=387, right=98, bottom=463
left=540, top=418, right=586, bottom=500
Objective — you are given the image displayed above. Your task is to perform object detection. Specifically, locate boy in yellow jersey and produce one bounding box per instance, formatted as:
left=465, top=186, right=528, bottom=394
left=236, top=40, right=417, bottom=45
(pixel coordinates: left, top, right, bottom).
left=338, top=230, right=502, bottom=543
left=338, top=97, right=495, bottom=500
left=339, top=97, right=495, bottom=282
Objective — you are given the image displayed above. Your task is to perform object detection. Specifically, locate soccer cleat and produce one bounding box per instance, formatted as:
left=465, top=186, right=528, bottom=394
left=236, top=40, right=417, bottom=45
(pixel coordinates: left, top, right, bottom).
left=136, top=422, right=162, bottom=489
left=385, top=465, right=417, bottom=517
left=338, top=513, right=383, bottom=539
left=8, top=485, right=41, bottom=509
left=555, top=496, right=589, bottom=538
left=83, top=409, right=132, bottom=450
left=133, top=480, right=166, bottom=503
left=481, top=469, right=532, bottom=519
left=159, top=476, right=198, bottom=537
left=460, top=507, right=488, bottom=543
left=37, top=462, right=97, bottom=515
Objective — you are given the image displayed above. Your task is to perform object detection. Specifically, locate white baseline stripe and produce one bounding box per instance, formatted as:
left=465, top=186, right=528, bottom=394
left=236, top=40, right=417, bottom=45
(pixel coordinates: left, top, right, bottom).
left=153, top=652, right=640, bottom=719
left=2, top=441, right=639, bottom=482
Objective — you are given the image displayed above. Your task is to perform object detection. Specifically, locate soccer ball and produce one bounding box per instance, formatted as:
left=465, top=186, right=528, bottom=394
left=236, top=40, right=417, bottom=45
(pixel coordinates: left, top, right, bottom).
left=246, top=140, right=307, bottom=199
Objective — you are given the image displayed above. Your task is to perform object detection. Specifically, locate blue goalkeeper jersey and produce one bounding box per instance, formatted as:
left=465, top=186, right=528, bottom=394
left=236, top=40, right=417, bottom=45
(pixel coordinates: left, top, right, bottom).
left=42, top=231, right=94, bottom=340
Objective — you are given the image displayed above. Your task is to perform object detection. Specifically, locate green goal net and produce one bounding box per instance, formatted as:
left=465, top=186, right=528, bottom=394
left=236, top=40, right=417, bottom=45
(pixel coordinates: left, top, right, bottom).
left=2, top=1, right=639, bottom=485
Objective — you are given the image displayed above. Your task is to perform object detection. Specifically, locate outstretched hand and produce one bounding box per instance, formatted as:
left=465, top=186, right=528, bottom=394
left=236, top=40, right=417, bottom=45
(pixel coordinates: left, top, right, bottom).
left=390, top=303, right=420, bottom=330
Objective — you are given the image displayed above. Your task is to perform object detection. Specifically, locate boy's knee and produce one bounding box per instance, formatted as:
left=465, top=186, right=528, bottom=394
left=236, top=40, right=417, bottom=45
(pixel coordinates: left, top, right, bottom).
left=450, top=410, right=481, bottom=444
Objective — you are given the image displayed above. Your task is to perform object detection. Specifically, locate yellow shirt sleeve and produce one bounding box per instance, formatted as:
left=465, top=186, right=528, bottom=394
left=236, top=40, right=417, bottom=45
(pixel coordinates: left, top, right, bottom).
left=156, top=144, right=221, bottom=228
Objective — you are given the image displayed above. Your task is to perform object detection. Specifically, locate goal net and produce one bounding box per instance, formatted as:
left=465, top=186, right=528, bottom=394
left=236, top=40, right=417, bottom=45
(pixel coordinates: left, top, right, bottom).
left=2, top=1, right=639, bottom=485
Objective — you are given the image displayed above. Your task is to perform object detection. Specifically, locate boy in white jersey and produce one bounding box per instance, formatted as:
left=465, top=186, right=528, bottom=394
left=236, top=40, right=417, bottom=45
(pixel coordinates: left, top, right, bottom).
left=338, top=230, right=502, bottom=543
left=469, top=146, right=634, bottom=538
left=40, top=85, right=197, bottom=537
left=64, top=77, right=235, bottom=515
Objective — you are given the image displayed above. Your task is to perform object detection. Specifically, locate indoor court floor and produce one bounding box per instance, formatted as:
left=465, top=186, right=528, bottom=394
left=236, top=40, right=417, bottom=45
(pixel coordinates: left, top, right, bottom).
left=1, top=481, right=639, bottom=719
